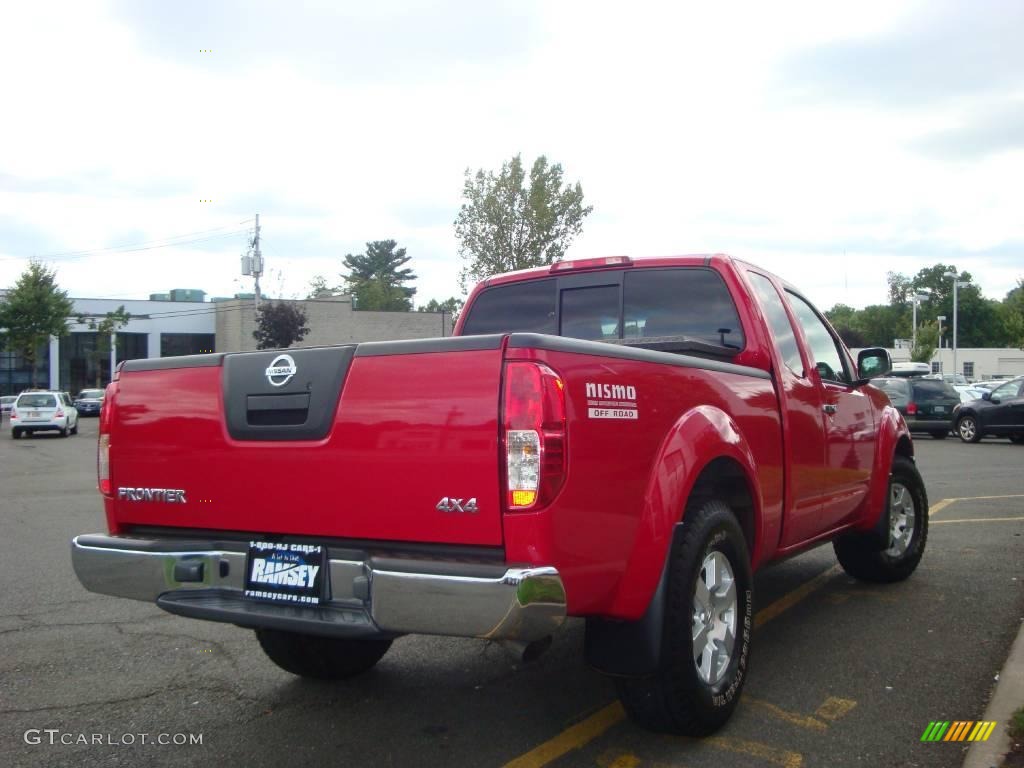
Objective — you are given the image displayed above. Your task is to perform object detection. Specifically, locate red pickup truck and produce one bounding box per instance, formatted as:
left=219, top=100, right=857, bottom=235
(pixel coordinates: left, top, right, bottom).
left=71, top=254, right=926, bottom=735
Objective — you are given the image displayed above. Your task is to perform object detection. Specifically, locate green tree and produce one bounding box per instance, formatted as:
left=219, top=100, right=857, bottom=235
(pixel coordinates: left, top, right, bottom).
left=454, top=154, right=593, bottom=291
left=824, top=304, right=867, bottom=347
left=1000, top=281, right=1024, bottom=348
left=910, top=320, right=938, bottom=363
left=418, top=296, right=464, bottom=324
left=253, top=301, right=310, bottom=350
left=75, top=306, right=132, bottom=387
left=306, top=275, right=335, bottom=299
left=342, top=240, right=417, bottom=311
left=0, top=261, right=74, bottom=386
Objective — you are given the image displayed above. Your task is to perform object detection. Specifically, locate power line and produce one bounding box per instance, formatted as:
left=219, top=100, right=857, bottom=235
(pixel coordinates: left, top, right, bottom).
left=0, top=220, right=254, bottom=263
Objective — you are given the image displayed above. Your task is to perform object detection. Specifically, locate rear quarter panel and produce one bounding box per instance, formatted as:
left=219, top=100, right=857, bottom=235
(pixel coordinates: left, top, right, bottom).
left=501, top=342, right=783, bottom=619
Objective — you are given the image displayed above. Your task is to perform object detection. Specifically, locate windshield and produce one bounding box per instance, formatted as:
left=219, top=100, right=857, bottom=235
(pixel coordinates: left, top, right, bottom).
left=17, top=394, right=57, bottom=408
left=991, top=379, right=1022, bottom=399
left=78, top=390, right=105, bottom=399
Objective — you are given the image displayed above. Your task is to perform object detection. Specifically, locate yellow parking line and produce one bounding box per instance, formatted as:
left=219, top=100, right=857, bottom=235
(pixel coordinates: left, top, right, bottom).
left=929, top=498, right=955, bottom=516
left=931, top=516, right=1024, bottom=525
left=754, top=564, right=842, bottom=629
left=947, top=494, right=1024, bottom=501
left=814, top=697, right=857, bottom=722
left=704, top=736, right=803, bottom=768
left=742, top=697, right=827, bottom=731
left=501, top=565, right=844, bottom=768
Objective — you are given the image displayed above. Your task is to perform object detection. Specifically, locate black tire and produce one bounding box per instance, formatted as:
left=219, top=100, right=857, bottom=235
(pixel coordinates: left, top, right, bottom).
left=833, top=456, right=928, bottom=583
left=930, top=431, right=948, bottom=440
left=1010, top=435, right=1024, bottom=445
left=615, top=499, right=753, bottom=736
left=956, top=415, right=982, bottom=443
left=11, top=428, right=19, bottom=439
left=255, top=629, right=392, bottom=680
left=70, top=421, right=78, bottom=435
left=60, top=426, right=69, bottom=437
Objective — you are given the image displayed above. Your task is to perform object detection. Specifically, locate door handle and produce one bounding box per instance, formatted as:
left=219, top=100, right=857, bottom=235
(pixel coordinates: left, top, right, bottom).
left=823, top=404, right=838, bottom=415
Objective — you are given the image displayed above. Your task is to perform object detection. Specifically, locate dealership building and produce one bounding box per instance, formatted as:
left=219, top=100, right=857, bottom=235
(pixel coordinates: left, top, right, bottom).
left=0, top=290, right=451, bottom=397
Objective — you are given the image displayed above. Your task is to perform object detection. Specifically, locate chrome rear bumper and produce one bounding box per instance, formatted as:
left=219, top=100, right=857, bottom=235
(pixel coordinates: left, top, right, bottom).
left=70, top=534, right=566, bottom=642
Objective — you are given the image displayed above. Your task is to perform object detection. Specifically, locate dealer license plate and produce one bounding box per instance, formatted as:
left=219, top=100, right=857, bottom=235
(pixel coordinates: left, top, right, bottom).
left=244, top=541, right=326, bottom=605
left=934, top=406, right=946, bottom=413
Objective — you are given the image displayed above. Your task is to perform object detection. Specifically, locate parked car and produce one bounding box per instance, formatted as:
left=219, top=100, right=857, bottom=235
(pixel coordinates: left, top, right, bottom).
left=10, top=391, right=79, bottom=438
left=74, top=388, right=106, bottom=416
left=953, top=376, right=1024, bottom=444
left=924, top=372, right=969, bottom=386
left=873, top=377, right=960, bottom=438
left=71, top=254, right=925, bottom=737
left=0, top=395, right=16, bottom=417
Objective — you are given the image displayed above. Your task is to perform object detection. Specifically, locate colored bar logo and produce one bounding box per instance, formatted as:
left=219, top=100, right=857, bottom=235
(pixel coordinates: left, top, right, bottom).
left=920, top=721, right=997, bottom=742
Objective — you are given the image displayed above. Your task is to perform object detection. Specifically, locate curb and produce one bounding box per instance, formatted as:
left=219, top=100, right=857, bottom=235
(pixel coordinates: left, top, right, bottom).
left=963, top=617, right=1024, bottom=768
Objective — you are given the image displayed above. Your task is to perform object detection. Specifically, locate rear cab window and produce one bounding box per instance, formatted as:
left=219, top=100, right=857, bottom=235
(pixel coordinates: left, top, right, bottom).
left=462, top=268, right=746, bottom=351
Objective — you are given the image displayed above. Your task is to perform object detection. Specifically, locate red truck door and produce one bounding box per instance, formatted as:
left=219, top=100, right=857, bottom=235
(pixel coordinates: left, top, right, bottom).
left=746, top=271, right=874, bottom=548
left=784, top=291, right=875, bottom=534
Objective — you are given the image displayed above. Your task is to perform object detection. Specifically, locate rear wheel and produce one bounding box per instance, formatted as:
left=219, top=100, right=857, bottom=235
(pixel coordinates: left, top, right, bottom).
left=60, top=425, right=69, bottom=437
left=11, top=428, right=20, bottom=439
left=615, top=499, right=753, bottom=735
left=70, top=420, right=78, bottom=435
left=834, top=456, right=928, bottom=583
left=255, top=629, right=392, bottom=680
left=956, top=415, right=981, bottom=443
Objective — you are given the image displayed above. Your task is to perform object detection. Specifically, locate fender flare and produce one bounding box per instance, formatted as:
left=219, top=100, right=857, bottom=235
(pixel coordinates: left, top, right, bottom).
left=586, top=405, right=764, bottom=676
left=853, top=404, right=913, bottom=533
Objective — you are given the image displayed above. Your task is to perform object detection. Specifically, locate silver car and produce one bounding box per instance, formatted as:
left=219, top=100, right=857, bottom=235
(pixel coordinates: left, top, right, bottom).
left=10, top=391, right=79, bottom=438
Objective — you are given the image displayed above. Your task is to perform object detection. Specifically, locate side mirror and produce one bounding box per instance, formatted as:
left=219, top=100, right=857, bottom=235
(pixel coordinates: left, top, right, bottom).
left=981, top=391, right=991, bottom=401
left=856, top=348, right=892, bottom=384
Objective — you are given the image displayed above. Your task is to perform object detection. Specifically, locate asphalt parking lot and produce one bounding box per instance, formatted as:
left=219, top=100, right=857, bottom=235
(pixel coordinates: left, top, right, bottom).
left=1, top=418, right=1021, bottom=768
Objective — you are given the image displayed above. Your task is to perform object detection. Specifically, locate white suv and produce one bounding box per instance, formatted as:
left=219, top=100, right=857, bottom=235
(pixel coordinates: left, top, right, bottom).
left=10, top=391, right=79, bottom=438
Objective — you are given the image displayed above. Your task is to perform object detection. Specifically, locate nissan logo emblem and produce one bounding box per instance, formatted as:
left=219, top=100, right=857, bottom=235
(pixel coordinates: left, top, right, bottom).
left=265, top=354, right=297, bottom=387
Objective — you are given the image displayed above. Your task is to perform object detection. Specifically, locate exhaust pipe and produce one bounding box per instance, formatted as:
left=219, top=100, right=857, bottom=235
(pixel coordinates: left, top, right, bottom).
left=499, top=635, right=552, bottom=663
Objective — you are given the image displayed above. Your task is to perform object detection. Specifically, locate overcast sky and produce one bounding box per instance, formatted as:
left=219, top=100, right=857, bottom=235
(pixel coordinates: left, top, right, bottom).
left=1, top=0, right=1022, bottom=311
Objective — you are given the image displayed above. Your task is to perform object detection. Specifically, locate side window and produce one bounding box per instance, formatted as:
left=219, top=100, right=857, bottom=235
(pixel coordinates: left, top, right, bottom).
left=747, top=272, right=803, bottom=375
left=992, top=380, right=1023, bottom=400
left=786, top=292, right=851, bottom=385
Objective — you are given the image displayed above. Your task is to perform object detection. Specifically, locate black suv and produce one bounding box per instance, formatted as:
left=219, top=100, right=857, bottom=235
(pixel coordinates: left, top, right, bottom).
left=953, top=376, right=1024, bottom=444
left=873, top=377, right=961, bottom=439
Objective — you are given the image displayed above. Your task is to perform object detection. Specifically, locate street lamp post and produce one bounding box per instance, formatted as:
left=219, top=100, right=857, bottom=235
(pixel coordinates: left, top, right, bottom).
left=910, top=292, right=929, bottom=350
left=943, top=271, right=970, bottom=381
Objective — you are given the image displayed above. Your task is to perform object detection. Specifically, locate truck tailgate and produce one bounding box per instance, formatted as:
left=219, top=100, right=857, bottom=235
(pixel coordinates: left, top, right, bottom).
left=108, top=340, right=505, bottom=546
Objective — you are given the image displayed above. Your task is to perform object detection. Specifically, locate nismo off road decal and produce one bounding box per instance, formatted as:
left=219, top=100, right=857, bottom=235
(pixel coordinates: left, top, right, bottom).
left=585, top=382, right=638, bottom=420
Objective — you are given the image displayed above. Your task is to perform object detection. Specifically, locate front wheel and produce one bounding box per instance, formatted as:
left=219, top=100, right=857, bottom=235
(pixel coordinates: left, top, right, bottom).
left=956, top=415, right=981, bottom=443
left=255, top=629, right=392, bottom=680
left=834, top=456, right=928, bottom=583
left=616, top=499, right=753, bottom=735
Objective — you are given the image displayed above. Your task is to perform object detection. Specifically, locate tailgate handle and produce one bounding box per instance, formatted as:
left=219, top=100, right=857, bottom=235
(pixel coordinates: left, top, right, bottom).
left=246, top=393, right=310, bottom=426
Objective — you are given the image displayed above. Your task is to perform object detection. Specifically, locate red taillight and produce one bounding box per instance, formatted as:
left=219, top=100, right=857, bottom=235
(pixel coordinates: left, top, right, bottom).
left=56, top=409, right=65, bottom=418
left=906, top=402, right=918, bottom=415
left=503, top=361, right=567, bottom=511
left=98, top=383, right=115, bottom=496
left=9, top=410, right=16, bottom=420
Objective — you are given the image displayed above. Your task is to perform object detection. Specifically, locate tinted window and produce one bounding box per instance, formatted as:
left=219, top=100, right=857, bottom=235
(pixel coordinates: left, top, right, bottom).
left=874, top=378, right=910, bottom=405
left=17, top=394, right=57, bottom=408
left=786, top=292, right=850, bottom=384
left=560, top=285, right=620, bottom=340
left=461, top=279, right=556, bottom=335
left=911, top=380, right=959, bottom=403
left=747, top=272, right=802, bottom=374
left=624, top=269, right=745, bottom=348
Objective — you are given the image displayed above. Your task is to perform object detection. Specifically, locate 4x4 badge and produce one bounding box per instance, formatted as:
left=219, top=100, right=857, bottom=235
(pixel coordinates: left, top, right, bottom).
left=436, top=497, right=478, bottom=514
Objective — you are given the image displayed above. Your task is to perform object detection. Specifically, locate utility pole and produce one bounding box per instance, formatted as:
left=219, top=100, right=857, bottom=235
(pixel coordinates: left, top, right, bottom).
left=909, top=292, right=928, bottom=350
left=241, top=213, right=263, bottom=314
left=253, top=213, right=262, bottom=309
left=944, top=271, right=970, bottom=382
